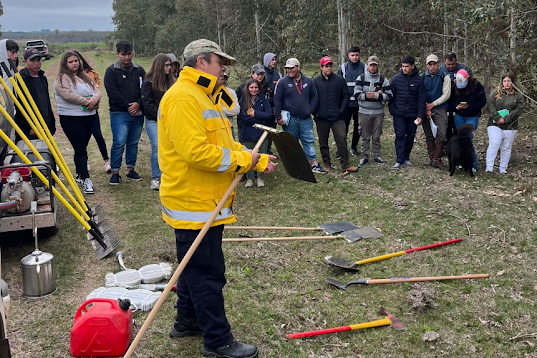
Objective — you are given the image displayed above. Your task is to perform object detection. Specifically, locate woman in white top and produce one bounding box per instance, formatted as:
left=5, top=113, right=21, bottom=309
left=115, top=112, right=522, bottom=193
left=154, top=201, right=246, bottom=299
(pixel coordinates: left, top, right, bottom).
left=53, top=51, right=101, bottom=194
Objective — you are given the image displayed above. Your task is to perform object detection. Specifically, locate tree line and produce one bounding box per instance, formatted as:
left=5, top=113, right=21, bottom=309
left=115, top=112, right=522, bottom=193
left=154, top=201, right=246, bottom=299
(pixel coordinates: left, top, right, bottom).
left=100, top=0, right=537, bottom=100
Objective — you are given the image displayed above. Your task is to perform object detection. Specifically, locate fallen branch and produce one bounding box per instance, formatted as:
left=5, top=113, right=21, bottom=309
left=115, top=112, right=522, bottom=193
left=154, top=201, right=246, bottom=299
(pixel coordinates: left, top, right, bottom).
left=508, top=332, right=537, bottom=341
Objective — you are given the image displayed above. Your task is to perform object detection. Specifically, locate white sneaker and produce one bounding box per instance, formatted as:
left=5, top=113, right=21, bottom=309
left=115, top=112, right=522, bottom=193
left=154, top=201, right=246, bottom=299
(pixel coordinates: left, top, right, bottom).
left=83, top=178, right=94, bottom=194
left=75, top=174, right=84, bottom=185
left=245, top=179, right=254, bottom=188
left=150, top=178, right=160, bottom=191
left=257, top=178, right=265, bottom=187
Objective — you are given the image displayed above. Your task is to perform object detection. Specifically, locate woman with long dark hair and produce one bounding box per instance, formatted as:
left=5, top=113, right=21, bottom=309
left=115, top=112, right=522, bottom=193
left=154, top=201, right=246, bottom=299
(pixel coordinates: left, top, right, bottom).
left=450, top=69, right=486, bottom=172
left=485, top=75, right=524, bottom=174
left=74, top=51, right=111, bottom=173
left=141, top=53, right=175, bottom=190
left=53, top=51, right=101, bottom=194
left=238, top=78, right=272, bottom=188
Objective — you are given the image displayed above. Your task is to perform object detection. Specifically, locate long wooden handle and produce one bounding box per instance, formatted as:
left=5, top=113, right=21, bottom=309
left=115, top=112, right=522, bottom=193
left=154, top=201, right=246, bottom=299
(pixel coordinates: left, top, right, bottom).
left=368, top=274, right=489, bottom=285
left=224, top=226, right=322, bottom=231
left=124, top=132, right=269, bottom=358
left=286, top=318, right=391, bottom=339
left=404, top=238, right=463, bottom=253
left=223, top=235, right=341, bottom=242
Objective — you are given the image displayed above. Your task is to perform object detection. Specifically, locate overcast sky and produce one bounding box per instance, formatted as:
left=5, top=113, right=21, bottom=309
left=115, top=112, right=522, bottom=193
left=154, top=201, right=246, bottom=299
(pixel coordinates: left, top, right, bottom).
left=1, top=0, right=115, bottom=32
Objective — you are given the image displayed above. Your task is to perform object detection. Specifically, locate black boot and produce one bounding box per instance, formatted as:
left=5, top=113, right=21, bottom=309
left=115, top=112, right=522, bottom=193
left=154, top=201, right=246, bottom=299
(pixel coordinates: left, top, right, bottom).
left=201, top=340, right=258, bottom=358
left=170, top=314, right=203, bottom=338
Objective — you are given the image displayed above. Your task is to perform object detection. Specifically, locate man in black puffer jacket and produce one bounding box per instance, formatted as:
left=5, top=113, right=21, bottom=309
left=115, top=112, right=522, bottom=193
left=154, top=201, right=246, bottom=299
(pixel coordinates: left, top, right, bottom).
left=388, top=55, right=426, bottom=170
left=312, top=56, right=358, bottom=174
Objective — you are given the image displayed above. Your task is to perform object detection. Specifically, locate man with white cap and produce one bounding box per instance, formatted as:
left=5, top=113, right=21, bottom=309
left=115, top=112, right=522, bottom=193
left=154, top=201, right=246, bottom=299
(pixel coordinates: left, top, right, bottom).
left=158, top=39, right=277, bottom=358
left=421, top=54, right=451, bottom=170
left=274, top=57, right=324, bottom=173
left=312, top=56, right=358, bottom=174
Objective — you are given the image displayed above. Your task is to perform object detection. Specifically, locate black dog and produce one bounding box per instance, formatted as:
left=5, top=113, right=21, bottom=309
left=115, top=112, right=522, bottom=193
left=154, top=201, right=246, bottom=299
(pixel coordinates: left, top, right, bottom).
left=445, top=123, right=475, bottom=177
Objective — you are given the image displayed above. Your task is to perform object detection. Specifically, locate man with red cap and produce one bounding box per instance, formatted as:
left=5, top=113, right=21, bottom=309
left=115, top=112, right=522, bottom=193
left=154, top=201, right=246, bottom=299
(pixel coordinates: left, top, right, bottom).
left=312, top=56, right=358, bottom=173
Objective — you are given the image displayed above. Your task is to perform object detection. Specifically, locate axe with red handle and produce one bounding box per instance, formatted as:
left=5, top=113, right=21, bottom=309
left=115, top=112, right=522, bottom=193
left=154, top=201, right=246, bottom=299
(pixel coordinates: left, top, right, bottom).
left=286, top=306, right=405, bottom=339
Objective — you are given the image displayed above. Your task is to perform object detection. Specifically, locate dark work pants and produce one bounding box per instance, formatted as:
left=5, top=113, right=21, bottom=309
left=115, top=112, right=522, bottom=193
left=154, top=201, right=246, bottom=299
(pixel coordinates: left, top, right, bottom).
left=60, top=114, right=96, bottom=179
left=175, top=225, right=233, bottom=349
left=343, top=106, right=360, bottom=149
left=266, top=117, right=277, bottom=153
left=92, top=112, right=109, bottom=161
left=392, top=115, right=418, bottom=164
left=315, top=119, right=351, bottom=169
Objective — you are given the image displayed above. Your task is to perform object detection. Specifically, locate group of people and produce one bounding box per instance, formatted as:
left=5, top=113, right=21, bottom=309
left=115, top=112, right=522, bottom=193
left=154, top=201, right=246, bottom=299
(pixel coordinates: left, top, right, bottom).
left=3, top=39, right=183, bottom=194
left=2, top=37, right=526, bottom=358
left=243, top=47, right=524, bottom=176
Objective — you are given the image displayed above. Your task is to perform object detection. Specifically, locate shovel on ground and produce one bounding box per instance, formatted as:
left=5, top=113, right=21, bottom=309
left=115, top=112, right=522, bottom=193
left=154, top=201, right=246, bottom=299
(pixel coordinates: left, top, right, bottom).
left=285, top=306, right=405, bottom=339
left=325, top=238, right=463, bottom=270
left=326, top=273, right=489, bottom=290
left=124, top=122, right=319, bottom=357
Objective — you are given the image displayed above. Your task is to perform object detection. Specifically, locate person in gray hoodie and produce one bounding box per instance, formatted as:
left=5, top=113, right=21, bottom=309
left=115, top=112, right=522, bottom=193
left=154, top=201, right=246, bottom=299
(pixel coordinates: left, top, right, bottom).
left=262, top=52, right=281, bottom=155
left=354, top=56, right=392, bottom=167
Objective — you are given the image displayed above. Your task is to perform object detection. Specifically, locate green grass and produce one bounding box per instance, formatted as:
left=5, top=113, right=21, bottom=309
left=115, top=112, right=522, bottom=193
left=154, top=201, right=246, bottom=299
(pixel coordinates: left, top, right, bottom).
left=2, top=50, right=537, bottom=357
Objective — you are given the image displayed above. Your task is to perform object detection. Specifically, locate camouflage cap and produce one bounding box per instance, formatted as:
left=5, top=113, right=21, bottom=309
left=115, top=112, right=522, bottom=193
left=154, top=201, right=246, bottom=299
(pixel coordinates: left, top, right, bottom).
left=182, top=39, right=236, bottom=65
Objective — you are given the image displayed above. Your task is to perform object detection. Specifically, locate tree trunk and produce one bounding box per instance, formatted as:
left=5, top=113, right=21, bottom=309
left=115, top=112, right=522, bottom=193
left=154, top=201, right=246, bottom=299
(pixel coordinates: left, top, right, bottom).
left=509, top=7, right=516, bottom=73
left=443, top=3, right=448, bottom=53
left=337, top=0, right=345, bottom=64
left=255, top=3, right=261, bottom=62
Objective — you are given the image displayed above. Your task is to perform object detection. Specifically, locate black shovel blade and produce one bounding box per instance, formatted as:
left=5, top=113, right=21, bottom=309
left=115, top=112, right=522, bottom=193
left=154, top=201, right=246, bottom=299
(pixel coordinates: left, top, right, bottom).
left=325, top=278, right=349, bottom=290
left=324, top=256, right=359, bottom=270
left=270, top=131, right=316, bottom=183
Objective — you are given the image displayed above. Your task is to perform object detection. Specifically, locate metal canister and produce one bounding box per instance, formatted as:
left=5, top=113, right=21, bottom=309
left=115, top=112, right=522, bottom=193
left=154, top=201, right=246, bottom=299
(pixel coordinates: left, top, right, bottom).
left=20, top=249, right=56, bottom=298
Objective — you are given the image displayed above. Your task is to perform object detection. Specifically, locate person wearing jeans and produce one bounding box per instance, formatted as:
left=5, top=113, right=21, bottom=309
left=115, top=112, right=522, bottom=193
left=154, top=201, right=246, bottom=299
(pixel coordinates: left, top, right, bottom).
left=141, top=53, right=175, bottom=190
left=104, top=40, right=146, bottom=185
left=450, top=69, right=486, bottom=171
left=485, top=75, right=524, bottom=174
left=274, top=57, right=325, bottom=173
left=388, top=55, right=426, bottom=169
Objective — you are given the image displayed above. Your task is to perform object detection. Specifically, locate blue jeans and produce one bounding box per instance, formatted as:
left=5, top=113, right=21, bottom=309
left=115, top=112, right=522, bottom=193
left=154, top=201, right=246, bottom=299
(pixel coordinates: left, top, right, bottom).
left=392, top=115, right=417, bottom=164
left=145, top=119, right=160, bottom=179
left=283, top=115, right=317, bottom=162
left=109, top=111, right=144, bottom=172
left=454, top=114, right=479, bottom=170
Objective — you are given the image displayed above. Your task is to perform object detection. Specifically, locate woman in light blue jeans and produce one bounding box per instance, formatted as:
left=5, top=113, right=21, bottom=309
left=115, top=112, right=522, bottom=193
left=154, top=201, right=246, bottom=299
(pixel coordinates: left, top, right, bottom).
left=141, top=54, right=175, bottom=190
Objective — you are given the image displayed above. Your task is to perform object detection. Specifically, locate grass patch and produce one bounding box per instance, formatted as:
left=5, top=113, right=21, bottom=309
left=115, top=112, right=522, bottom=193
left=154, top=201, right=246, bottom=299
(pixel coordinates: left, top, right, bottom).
left=2, top=50, right=537, bottom=357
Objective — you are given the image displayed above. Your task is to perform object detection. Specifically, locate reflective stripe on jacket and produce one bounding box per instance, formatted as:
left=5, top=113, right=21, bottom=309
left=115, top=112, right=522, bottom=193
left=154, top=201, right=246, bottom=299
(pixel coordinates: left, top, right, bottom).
left=158, top=66, right=268, bottom=230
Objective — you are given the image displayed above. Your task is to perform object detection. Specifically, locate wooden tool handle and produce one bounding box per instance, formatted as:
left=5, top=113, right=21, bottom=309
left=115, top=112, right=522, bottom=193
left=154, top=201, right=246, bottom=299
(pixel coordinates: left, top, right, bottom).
left=224, top=226, right=322, bottom=231
left=123, top=132, right=270, bottom=358
left=223, top=235, right=341, bottom=242
left=368, top=274, right=489, bottom=285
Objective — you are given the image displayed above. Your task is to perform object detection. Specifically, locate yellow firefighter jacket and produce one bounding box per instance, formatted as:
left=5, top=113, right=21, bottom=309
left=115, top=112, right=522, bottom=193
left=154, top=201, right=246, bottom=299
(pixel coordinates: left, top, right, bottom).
left=158, top=66, right=268, bottom=229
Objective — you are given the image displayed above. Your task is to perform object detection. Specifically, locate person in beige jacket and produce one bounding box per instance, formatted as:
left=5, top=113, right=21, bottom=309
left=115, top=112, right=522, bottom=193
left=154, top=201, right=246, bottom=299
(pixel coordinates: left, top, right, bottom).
left=54, top=51, right=101, bottom=194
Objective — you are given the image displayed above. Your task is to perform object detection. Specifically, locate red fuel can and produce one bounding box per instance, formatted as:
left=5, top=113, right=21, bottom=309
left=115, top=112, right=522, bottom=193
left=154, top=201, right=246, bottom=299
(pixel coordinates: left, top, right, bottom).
left=70, top=298, right=133, bottom=357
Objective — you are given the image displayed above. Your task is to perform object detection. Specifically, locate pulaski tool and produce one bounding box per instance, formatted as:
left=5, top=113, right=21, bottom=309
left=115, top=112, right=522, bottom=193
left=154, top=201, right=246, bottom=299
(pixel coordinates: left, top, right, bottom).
left=285, top=306, right=405, bottom=339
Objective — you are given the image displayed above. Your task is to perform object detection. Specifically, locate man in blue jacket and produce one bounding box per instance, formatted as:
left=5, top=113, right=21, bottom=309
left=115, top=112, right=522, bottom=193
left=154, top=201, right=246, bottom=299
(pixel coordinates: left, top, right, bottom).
left=312, top=56, right=358, bottom=174
left=274, top=58, right=324, bottom=173
left=104, top=40, right=146, bottom=185
left=388, top=55, right=426, bottom=170
left=422, top=54, right=451, bottom=170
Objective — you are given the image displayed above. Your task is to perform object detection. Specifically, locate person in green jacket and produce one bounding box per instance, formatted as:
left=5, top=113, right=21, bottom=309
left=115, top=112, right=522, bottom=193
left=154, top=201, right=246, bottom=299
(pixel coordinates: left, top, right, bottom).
left=485, top=75, right=524, bottom=174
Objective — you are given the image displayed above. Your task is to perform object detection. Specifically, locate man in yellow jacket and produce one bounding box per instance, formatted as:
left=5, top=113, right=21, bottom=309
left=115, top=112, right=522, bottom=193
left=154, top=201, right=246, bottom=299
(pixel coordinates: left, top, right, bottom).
left=158, top=39, right=277, bottom=358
